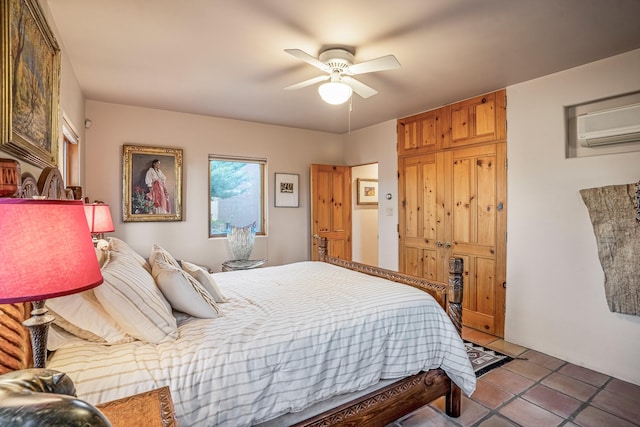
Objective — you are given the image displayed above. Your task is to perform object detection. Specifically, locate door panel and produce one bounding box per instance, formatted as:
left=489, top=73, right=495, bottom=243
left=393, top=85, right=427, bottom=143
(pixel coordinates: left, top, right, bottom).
left=310, top=164, right=352, bottom=261
left=399, top=142, right=506, bottom=337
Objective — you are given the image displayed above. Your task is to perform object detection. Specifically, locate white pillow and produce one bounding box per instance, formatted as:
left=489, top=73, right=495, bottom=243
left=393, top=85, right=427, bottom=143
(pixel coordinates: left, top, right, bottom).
left=149, top=244, right=181, bottom=270
left=46, top=290, right=131, bottom=344
left=108, top=237, right=152, bottom=273
left=47, top=324, right=88, bottom=351
left=95, top=250, right=178, bottom=344
left=151, top=257, right=222, bottom=318
left=181, top=260, right=227, bottom=303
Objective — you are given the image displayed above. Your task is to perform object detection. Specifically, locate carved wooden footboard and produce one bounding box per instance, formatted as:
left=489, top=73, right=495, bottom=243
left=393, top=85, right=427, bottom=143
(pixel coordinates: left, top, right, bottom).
left=0, top=166, right=71, bottom=374
left=296, top=237, right=464, bottom=426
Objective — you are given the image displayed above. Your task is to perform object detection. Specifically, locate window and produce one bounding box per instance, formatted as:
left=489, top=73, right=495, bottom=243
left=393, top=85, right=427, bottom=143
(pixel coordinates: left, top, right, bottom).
left=209, top=155, right=266, bottom=237
left=61, top=114, right=80, bottom=187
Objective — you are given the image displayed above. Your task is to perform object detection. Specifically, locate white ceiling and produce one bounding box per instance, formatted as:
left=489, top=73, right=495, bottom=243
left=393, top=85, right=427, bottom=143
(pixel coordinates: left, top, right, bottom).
left=48, top=0, right=640, bottom=134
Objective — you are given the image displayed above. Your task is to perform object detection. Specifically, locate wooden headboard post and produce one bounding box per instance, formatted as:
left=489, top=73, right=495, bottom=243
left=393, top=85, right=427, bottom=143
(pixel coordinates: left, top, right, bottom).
left=447, top=258, right=464, bottom=337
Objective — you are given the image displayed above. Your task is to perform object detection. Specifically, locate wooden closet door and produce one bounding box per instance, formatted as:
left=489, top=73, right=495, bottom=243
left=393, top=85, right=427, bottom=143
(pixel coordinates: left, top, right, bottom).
left=310, top=164, right=352, bottom=261
left=399, top=153, right=446, bottom=281
left=445, top=142, right=506, bottom=336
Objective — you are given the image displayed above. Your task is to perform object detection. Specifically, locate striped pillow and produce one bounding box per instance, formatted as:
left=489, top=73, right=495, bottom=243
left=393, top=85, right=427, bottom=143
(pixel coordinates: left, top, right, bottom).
left=95, top=250, right=178, bottom=344
left=181, top=260, right=227, bottom=303
left=107, top=237, right=152, bottom=273
left=46, top=290, right=132, bottom=345
left=152, top=258, right=222, bottom=318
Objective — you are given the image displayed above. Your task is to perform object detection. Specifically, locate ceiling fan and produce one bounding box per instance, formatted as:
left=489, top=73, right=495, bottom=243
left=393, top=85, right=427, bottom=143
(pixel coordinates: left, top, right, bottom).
left=284, top=48, right=401, bottom=105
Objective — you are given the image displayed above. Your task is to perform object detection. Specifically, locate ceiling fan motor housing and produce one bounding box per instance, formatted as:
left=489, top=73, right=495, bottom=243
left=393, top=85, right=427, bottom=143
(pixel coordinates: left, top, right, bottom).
left=319, top=48, right=354, bottom=73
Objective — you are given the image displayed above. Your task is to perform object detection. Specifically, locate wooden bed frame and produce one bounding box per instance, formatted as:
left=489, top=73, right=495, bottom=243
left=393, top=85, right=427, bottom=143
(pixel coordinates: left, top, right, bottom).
left=0, top=165, right=465, bottom=427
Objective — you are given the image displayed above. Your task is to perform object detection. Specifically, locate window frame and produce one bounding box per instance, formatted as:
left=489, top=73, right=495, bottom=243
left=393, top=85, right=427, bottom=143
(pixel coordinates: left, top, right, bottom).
left=208, top=154, right=267, bottom=238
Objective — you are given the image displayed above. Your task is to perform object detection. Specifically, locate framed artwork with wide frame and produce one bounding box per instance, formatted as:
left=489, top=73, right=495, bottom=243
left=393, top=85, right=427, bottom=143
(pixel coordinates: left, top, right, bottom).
left=1, top=0, right=61, bottom=168
left=122, top=144, right=183, bottom=222
left=357, top=178, right=379, bottom=205
left=274, top=173, right=299, bottom=208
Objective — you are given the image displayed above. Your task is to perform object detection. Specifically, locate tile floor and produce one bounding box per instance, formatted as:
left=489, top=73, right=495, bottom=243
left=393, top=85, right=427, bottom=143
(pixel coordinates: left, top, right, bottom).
left=389, top=328, right=640, bottom=427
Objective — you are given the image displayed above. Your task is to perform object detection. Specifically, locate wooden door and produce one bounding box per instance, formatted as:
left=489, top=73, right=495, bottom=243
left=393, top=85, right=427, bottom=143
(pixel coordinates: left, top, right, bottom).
left=445, top=142, right=506, bottom=336
left=398, top=153, right=446, bottom=281
left=397, top=108, right=451, bottom=156
left=310, top=164, right=352, bottom=261
left=448, top=89, right=506, bottom=149
left=398, top=143, right=506, bottom=337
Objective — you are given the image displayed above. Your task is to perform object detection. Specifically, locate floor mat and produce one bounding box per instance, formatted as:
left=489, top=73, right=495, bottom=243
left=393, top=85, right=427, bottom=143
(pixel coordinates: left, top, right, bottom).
left=465, top=341, right=513, bottom=377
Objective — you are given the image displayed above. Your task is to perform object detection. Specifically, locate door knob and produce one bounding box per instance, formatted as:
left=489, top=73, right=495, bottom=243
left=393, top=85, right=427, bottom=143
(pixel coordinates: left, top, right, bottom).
left=443, top=242, right=451, bottom=248
left=436, top=241, right=443, bottom=247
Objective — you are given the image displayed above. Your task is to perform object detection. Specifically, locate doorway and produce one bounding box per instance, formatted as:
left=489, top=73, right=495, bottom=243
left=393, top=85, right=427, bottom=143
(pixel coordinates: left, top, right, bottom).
left=352, top=163, right=378, bottom=266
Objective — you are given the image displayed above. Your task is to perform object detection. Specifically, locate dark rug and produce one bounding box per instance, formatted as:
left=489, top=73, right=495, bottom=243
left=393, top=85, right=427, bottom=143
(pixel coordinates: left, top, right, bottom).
left=465, top=341, right=513, bottom=377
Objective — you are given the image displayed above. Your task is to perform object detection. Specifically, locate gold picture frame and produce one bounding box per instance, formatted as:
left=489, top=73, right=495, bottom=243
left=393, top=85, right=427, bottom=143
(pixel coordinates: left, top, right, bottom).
left=357, top=178, right=378, bottom=205
left=122, top=144, right=183, bottom=222
left=1, top=0, right=61, bottom=168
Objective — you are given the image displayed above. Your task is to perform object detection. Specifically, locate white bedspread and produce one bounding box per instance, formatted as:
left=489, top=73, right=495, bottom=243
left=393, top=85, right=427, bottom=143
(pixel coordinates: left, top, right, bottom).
left=47, top=261, right=476, bottom=426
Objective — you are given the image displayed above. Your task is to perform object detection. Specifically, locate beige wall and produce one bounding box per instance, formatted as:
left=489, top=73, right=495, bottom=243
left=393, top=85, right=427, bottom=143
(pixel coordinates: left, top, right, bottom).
left=505, top=48, right=640, bottom=385
left=351, top=163, right=378, bottom=266
left=84, top=101, right=343, bottom=270
left=344, top=120, right=398, bottom=270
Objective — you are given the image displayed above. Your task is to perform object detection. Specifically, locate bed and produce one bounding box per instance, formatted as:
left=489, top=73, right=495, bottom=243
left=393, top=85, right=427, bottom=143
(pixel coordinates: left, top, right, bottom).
left=0, top=165, right=476, bottom=426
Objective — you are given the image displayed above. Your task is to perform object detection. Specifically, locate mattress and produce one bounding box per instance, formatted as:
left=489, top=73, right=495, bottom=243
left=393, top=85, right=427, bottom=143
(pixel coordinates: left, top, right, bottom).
left=47, top=261, right=476, bottom=426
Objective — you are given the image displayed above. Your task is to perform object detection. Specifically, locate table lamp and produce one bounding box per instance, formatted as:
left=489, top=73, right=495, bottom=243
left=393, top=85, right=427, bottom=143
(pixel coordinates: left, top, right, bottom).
left=84, top=202, right=115, bottom=242
left=0, top=199, right=104, bottom=368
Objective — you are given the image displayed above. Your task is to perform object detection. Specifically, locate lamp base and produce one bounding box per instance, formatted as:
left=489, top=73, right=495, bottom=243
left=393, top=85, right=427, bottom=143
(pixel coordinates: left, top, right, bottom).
left=22, top=300, right=54, bottom=369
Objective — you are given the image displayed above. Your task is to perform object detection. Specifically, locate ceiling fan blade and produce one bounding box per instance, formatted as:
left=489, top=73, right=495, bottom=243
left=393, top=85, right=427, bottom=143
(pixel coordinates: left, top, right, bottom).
left=342, top=76, right=378, bottom=98
left=284, top=49, right=330, bottom=72
left=284, top=75, right=329, bottom=91
left=347, top=54, right=401, bottom=75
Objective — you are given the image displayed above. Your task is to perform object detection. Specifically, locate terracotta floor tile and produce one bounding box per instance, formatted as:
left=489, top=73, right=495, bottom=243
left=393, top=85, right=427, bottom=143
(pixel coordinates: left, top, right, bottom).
left=431, top=395, right=491, bottom=426
left=481, top=367, right=536, bottom=395
left=590, top=389, right=640, bottom=424
left=558, top=363, right=610, bottom=387
left=471, top=378, right=515, bottom=409
left=541, top=372, right=599, bottom=402
left=485, top=340, right=528, bottom=358
left=522, top=384, right=582, bottom=418
left=463, top=328, right=498, bottom=346
left=605, top=378, right=640, bottom=403
left=503, top=359, right=552, bottom=382
left=519, top=349, right=566, bottom=371
left=498, top=397, right=564, bottom=426
left=573, top=405, right=637, bottom=427
left=396, top=403, right=454, bottom=427
left=475, top=414, right=519, bottom=427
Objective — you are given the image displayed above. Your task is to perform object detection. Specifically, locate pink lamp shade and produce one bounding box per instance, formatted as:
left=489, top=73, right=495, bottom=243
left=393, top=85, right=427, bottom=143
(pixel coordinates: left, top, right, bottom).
left=84, top=203, right=115, bottom=234
left=0, top=199, right=104, bottom=304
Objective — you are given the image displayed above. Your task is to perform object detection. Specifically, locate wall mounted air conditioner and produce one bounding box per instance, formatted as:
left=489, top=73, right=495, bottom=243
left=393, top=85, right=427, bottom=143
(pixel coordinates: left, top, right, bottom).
left=577, top=103, right=640, bottom=147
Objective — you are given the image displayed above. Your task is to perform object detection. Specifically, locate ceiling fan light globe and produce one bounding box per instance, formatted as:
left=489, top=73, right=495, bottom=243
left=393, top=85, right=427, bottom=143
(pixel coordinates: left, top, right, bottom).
left=318, top=82, right=352, bottom=105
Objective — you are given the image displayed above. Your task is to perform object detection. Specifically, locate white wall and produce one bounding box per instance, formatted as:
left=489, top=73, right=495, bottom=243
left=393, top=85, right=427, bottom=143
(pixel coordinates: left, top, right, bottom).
left=84, top=101, right=343, bottom=270
left=344, top=120, right=398, bottom=270
left=506, top=48, right=640, bottom=385
left=351, top=163, right=379, bottom=266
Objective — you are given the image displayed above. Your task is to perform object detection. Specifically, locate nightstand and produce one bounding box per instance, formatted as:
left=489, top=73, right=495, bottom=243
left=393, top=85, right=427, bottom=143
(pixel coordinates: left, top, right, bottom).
left=96, top=386, right=178, bottom=427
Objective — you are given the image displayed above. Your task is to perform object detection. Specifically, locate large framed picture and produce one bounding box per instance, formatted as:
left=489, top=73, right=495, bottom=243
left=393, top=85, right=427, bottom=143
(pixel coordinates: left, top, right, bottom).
left=357, top=178, right=378, bottom=205
left=122, top=145, right=183, bottom=222
left=1, top=0, right=61, bottom=168
left=274, top=173, right=299, bottom=207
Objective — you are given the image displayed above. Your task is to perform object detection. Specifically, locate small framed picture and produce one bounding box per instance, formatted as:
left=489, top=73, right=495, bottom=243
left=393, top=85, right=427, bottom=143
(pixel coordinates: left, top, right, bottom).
left=274, top=173, right=299, bottom=207
left=357, top=178, right=378, bottom=205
